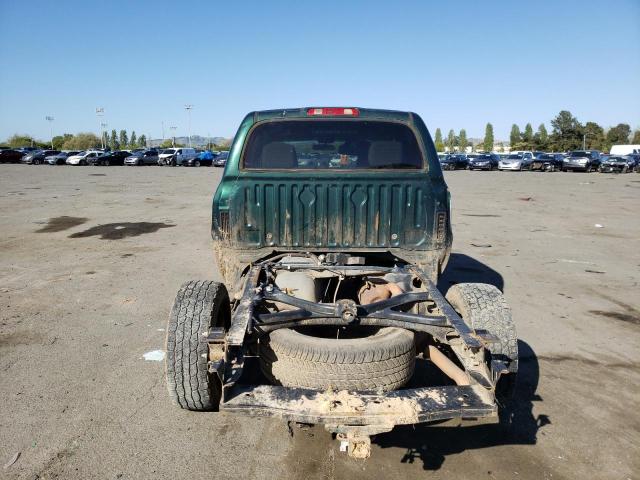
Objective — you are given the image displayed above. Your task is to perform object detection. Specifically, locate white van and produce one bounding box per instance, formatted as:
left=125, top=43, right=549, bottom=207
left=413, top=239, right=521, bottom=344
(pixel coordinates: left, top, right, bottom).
left=610, top=145, right=640, bottom=156
left=157, top=147, right=197, bottom=166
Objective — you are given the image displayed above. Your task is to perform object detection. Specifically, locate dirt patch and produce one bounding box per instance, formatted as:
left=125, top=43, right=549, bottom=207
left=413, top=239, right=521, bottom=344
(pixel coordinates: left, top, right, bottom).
left=68, top=222, right=175, bottom=240
left=36, top=216, right=88, bottom=233
left=589, top=310, right=640, bottom=326
left=0, top=330, right=44, bottom=348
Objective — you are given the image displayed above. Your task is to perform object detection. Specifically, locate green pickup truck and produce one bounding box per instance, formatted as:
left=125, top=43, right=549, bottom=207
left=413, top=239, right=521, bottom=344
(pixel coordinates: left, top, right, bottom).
left=165, top=107, right=518, bottom=458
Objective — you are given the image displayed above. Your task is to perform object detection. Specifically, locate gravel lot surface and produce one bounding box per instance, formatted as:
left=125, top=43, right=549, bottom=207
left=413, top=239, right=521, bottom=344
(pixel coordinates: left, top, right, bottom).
left=1, top=165, right=639, bottom=480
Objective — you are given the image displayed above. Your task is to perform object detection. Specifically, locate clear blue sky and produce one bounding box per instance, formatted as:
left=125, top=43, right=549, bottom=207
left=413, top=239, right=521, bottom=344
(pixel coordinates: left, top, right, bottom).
left=1, top=0, right=639, bottom=142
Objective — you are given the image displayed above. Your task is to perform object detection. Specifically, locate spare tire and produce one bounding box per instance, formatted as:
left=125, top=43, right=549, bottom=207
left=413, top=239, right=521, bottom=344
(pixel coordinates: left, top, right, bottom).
left=260, top=327, right=415, bottom=392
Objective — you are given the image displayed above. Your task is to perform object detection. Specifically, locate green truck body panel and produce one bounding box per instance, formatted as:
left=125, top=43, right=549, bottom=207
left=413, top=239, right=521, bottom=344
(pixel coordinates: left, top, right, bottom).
left=212, top=108, right=452, bottom=277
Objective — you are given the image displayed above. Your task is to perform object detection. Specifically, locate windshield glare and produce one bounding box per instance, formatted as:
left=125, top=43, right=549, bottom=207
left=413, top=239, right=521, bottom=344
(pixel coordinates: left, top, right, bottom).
left=243, top=120, right=423, bottom=170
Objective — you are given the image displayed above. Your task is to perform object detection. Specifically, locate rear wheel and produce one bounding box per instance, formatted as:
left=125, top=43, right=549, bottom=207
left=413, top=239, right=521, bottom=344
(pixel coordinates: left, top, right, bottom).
left=445, top=283, right=518, bottom=403
left=194, top=160, right=201, bottom=167
left=165, top=280, right=230, bottom=411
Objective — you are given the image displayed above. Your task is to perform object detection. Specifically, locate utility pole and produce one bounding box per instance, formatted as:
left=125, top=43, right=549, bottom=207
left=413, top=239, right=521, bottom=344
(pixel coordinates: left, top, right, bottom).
left=101, top=123, right=108, bottom=149
left=96, top=107, right=105, bottom=149
left=45, top=116, right=54, bottom=149
left=170, top=126, right=177, bottom=147
left=184, top=104, right=193, bottom=148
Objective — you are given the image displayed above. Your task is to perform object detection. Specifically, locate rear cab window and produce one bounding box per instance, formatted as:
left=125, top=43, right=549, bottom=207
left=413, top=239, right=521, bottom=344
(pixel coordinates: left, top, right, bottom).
left=242, top=120, right=424, bottom=170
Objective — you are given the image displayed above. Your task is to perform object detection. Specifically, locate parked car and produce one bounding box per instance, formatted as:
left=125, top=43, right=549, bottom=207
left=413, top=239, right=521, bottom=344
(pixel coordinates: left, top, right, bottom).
left=213, top=151, right=229, bottom=167
left=563, top=150, right=601, bottom=172
left=21, top=149, right=60, bottom=165
left=66, top=150, right=104, bottom=166
left=157, top=147, right=197, bottom=166
left=45, top=151, right=79, bottom=165
left=599, top=155, right=636, bottom=173
left=124, top=150, right=159, bottom=166
left=531, top=153, right=564, bottom=172
left=183, top=150, right=215, bottom=167
left=90, top=150, right=130, bottom=166
left=438, top=153, right=468, bottom=170
left=467, top=153, right=500, bottom=170
left=0, top=149, right=26, bottom=163
left=498, top=153, right=533, bottom=171
left=19, top=150, right=42, bottom=164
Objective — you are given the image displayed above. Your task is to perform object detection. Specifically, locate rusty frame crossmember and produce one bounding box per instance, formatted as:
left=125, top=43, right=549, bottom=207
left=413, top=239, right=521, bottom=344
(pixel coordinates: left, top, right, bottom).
left=210, top=261, right=507, bottom=435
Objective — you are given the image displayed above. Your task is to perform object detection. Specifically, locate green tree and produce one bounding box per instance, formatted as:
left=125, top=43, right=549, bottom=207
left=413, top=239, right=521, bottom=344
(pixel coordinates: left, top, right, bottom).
left=119, top=130, right=128, bottom=149
left=458, top=129, right=468, bottom=152
left=483, top=123, right=494, bottom=152
left=522, top=123, right=534, bottom=148
left=138, top=134, right=147, bottom=148
left=434, top=128, right=444, bottom=152
left=62, top=132, right=101, bottom=150
left=605, top=123, right=631, bottom=148
left=632, top=130, right=640, bottom=144
left=7, top=134, right=35, bottom=147
left=534, top=124, right=549, bottom=150
left=110, top=129, right=119, bottom=150
left=509, top=124, right=521, bottom=148
left=550, top=110, right=582, bottom=151
left=446, top=129, right=456, bottom=152
left=583, top=122, right=605, bottom=150
left=51, top=134, right=73, bottom=150
left=129, top=131, right=137, bottom=149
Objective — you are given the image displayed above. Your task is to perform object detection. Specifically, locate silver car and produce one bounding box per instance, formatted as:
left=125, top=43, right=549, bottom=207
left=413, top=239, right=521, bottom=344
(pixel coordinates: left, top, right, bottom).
left=498, top=153, right=533, bottom=171
left=124, top=150, right=159, bottom=166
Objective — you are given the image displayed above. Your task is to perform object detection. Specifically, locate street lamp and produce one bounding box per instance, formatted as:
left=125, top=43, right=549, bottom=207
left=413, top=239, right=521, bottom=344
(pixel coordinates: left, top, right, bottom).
left=184, top=104, right=193, bottom=148
left=101, top=122, right=108, bottom=149
left=170, top=126, right=177, bottom=147
left=96, top=107, right=105, bottom=149
left=45, top=116, right=54, bottom=149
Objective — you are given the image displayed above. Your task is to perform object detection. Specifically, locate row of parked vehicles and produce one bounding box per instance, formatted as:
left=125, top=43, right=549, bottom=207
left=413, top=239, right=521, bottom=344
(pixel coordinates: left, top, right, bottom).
left=438, top=149, right=640, bottom=173
left=0, top=146, right=229, bottom=167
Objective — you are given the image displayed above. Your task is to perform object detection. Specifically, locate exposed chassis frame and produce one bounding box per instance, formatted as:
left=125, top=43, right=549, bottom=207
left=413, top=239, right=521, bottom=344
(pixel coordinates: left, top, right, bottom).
left=207, top=260, right=509, bottom=454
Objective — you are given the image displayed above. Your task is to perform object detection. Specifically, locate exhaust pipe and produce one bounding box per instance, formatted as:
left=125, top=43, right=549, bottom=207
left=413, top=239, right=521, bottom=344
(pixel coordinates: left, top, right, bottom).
left=427, top=345, right=470, bottom=386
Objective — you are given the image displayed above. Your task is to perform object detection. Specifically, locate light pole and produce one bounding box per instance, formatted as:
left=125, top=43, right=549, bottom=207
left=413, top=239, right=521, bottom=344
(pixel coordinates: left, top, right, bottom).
left=96, top=107, right=105, bottom=149
left=184, top=104, right=193, bottom=147
left=45, top=116, right=54, bottom=149
left=161, top=121, right=165, bottom=142
left=101, top=122, right=108, bottom=149
left=170, top=126, right=177, bottom=147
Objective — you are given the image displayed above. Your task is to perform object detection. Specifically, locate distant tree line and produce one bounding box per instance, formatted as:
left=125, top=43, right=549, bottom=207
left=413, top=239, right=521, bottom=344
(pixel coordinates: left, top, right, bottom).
left=1, top=129, right=148, bottom=151
left=434, top=110, right=640, bottom=153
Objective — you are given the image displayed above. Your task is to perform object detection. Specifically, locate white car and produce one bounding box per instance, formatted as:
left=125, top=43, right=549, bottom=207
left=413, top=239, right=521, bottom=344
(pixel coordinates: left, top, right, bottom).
left=66, top=150, right=104, bottom=166
left=157, top=147, right=197, bottom=166
left=498, top=152, right=533, bottom=171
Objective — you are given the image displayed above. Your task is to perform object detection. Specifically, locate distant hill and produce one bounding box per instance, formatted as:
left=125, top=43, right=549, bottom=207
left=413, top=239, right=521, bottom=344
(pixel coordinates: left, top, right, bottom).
left=149, top=135, right=231, bottom=148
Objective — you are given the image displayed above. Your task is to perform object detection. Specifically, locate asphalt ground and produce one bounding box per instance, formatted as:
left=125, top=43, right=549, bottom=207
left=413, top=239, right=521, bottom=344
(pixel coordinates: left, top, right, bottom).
left=1, top=164, right=638, bottom=479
